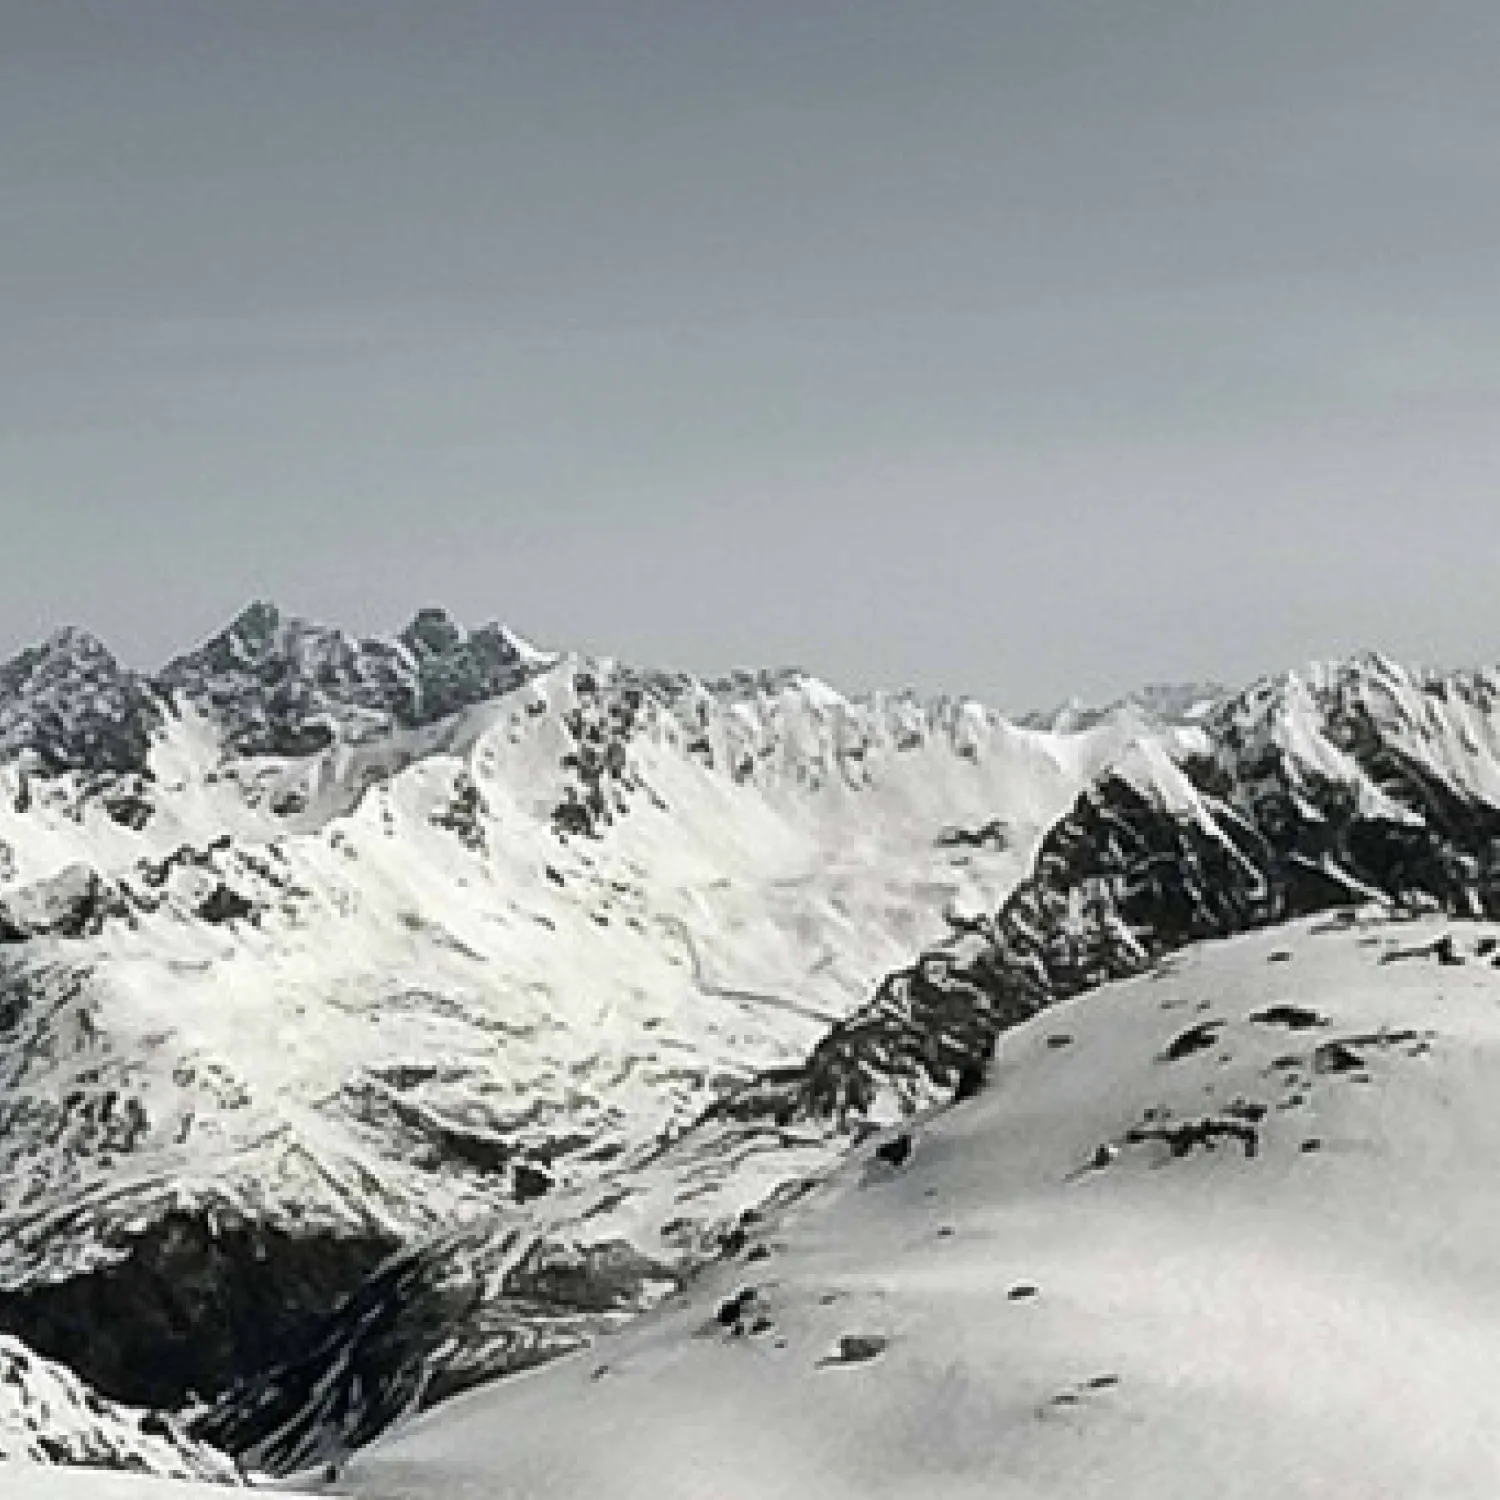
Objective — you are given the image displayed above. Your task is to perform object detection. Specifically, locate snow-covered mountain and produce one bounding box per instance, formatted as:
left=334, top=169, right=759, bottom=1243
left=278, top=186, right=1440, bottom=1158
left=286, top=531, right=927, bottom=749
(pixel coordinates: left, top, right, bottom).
left=797, top=652, right=1500, bottom=1124
left=3, top=612, right=1500, bottom=1487
left=0, top=603, right=1162, bottom=1471
left=339, top=912, right=1500, bottom=1500
left=213, top=646, right=1500, bottom=1475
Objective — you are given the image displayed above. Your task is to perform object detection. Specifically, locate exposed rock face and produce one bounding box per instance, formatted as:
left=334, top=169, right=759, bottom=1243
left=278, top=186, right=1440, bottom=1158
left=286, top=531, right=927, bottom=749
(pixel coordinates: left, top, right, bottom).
left=0, top=630, right=162, bottom=774
left=0, top=603, right=544, bottom=774
left=400, top=610, right=537, bottom=725
left=0, top=1213, right=398, bottom=1412
left=157, top=602, right=541, bottom=756
left=194, top=1228, right=675, bottom=1474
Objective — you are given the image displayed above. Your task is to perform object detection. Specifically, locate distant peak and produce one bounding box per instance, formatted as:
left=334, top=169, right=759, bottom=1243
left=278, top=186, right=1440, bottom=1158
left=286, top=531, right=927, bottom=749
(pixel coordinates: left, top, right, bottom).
left=400, top=606, right=463, bottom=658
left=0, top=625, right=159, bottom=774
left=399, top=611, right=556, bottom=670
left=226, top=599, right=284, bottom=643
left=37, top=625, right=114, bottom=660
left=0, top=625, right=122, bottom=683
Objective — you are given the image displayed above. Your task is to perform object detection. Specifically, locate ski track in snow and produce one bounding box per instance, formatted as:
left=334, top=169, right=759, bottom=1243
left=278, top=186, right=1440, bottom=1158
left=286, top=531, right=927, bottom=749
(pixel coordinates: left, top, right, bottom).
left=657, top=915, right=841, bottom=1027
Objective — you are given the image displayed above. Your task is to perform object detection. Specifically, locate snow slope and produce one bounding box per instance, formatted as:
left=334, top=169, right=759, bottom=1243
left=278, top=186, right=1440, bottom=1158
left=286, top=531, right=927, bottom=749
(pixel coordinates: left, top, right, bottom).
left=0, top=1336, right=240, bottom=1482
left=6, top=613, right=1500, bottom=1479
left=4, top=1474, right=247, bottom=1500
left=0, top=608, right=1150, bottom=1436
left=342, top=913, right=1500, bottom=1500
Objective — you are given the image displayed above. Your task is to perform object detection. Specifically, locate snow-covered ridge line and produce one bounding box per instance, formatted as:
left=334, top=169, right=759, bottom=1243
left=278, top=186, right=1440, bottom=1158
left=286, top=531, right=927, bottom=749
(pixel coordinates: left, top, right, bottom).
left=0, top=600, right=1060, bottom=900
left=777, top=651, right=1500, bottom=1124
left=0, top=599, right=1019, bottom=788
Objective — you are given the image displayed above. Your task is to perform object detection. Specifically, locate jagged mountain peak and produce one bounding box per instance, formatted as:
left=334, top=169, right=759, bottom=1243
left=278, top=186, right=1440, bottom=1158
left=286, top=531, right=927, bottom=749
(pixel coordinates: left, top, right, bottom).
left=0, top=625, right=161, bottom=776
left=399, top=605, right=464, bottom=658
left=154, top=602, right=547, bottom=757
left=0, top=624, right=127, bottom=683
left=1209, top=654, right=1500, bottom=776
left=168, top=600, right=386, bottom=673
left=222, top=597, right=284, bottom=645
left=1224, top=649, right=1475, bottom=714
left=35, top=624, right=117, bottom=661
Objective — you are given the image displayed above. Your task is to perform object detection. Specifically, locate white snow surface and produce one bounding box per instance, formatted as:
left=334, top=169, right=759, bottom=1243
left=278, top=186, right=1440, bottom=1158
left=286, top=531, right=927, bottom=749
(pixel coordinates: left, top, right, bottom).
left=0, top=1337, right=240, bottom=1481
left=0, top=654, right=1163, bottom=1290
left=336, top=913, right=1500, bottom=1500
left=2, top=1472, right=249, bottom=1500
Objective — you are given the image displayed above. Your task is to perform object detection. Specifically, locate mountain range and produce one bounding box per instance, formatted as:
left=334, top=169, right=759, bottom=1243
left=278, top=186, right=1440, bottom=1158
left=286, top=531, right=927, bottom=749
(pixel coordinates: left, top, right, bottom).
left=2, top=605, right=1499, bottom=1490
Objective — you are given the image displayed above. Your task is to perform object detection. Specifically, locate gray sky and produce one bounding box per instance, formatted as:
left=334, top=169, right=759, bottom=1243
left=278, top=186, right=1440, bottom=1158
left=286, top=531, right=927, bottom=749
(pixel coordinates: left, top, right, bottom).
left=4, top=1, right=1500, bottom=709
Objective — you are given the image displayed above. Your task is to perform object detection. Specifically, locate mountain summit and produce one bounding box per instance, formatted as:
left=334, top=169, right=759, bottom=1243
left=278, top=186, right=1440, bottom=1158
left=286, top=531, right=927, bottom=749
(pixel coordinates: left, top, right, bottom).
left=155, top=602, right=547, bottom=756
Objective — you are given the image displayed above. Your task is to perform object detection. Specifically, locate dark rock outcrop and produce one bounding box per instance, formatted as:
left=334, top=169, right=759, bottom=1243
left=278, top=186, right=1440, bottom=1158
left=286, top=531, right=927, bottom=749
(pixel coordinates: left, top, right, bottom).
left=0, top=1214, right=397, bottom=1411
left=1161, top=1021, right=1225, bottom=1063
left=157, top=602, right=539, bottom=757
left=195, top=1228, right=675, bottom=1474
left=0, top=630, right=162, bottom=774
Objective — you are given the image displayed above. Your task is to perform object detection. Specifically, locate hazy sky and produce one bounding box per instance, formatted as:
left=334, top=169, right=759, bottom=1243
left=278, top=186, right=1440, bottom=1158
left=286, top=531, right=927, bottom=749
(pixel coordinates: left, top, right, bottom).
left=4, top=2, right=1500, bottom=709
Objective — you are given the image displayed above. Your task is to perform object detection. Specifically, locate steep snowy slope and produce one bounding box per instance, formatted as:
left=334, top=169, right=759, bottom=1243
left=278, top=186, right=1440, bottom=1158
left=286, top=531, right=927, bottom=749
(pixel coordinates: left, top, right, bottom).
left=342, top=913, right=1500, bottom=1500
left=0, top=1337, right=239, bottom=1481
left=0, top=608, right=1146, bottom=1437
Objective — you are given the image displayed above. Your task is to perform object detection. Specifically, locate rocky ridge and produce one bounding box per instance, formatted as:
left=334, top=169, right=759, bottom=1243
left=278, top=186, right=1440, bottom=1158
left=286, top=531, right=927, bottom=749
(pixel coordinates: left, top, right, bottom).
left=780, top=653, right=1500, bottom=1123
